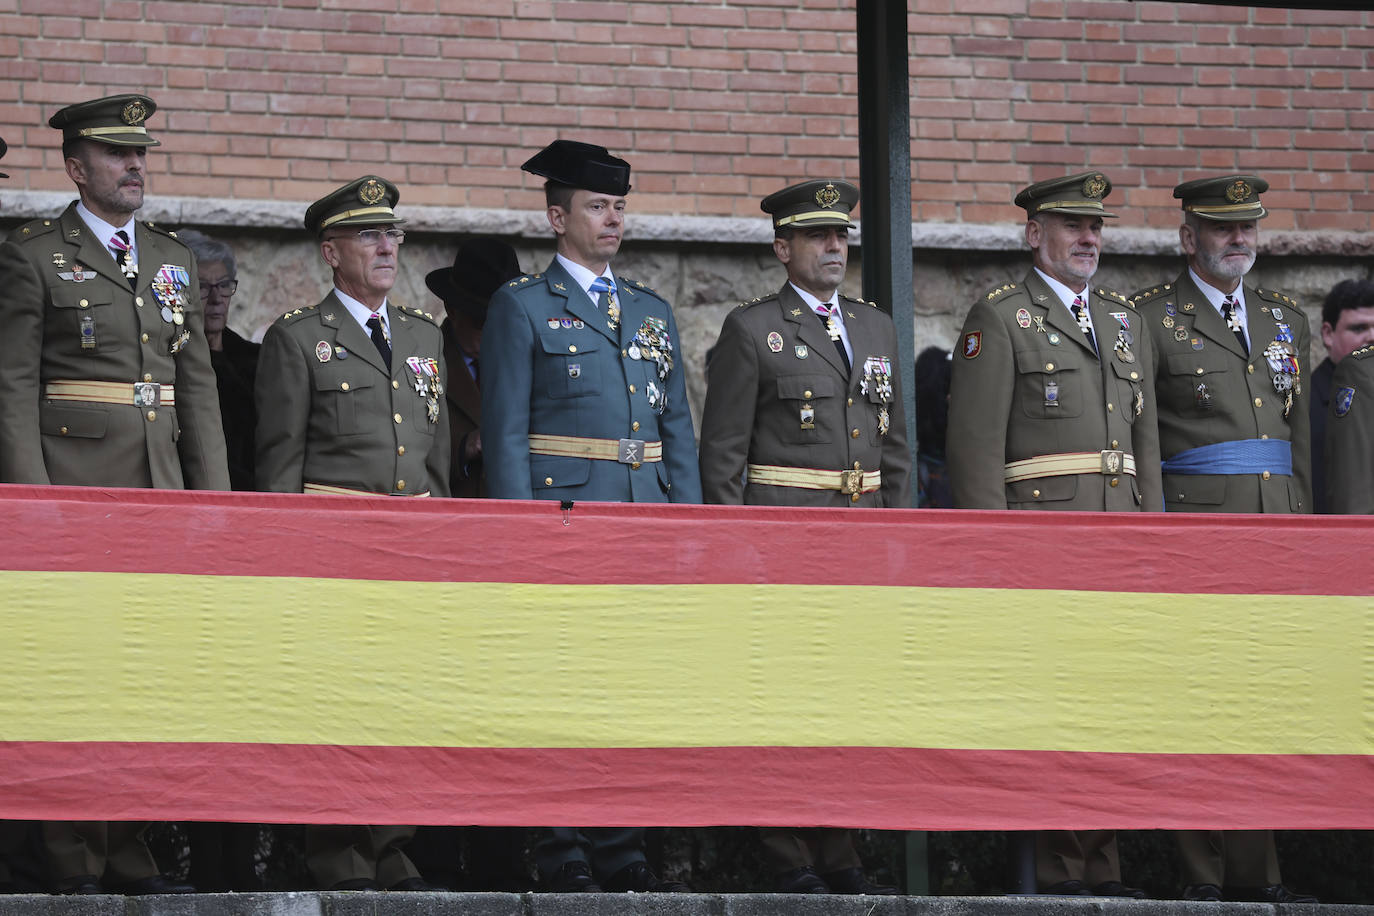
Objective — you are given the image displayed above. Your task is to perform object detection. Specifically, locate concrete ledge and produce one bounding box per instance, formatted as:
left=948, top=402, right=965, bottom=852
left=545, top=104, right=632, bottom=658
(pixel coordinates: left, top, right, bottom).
left=0, top=894, right=1364, bottom=916
left=2, top=190, right=1371, bottom=258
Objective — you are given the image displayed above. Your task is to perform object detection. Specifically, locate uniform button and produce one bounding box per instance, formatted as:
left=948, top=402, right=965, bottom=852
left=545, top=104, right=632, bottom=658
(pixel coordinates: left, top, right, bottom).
left=1260, top=434, right=1269, bottom=440
left=135, top=296, right=144, bottom=307
left=631, top=421, right=640, bottom=432
left=1196, top=367, right=1205, bottom=375
left=392, top=380, right=400, bottom=389
left=1032, top=489, right=1041, bottom=498
left=851, top=428, right=860, bottom=439
left=1107, top=403, right=1114, bottom=412
left=1254, top=397, right=1262, bottom=407
left=804, top=389, right=813, bottom=399
left=397, top=445, right=406, bottom=456
left=341, top=381, right=350, bottom=391
left=1110, top=477, right=1119, bottom=487
left=1045, top=362, right=1054, bottom=371
left=544, top=476, right=553, bottom=486
left=146, top=410, right=157, bottom=422
left=143, top=373, right=152, bottom=382
left=1262, top=470, right=1271, bottom=480
left=631, top=462, right=641, bottom=470
left=397, top=480, right=406, bottom=491
left=140, top=332, right=149, bottom=343
left=394, top=413, right=403, bottom=423
left=568, top=345, right=577, bottom=353
left=847, top=397, right=853, bottom=406
left=1247, top=365, right=1255, bottom=374
left=1111, top=440, right=1119, bottom=448
left=1130, top=371, right=1139, bottom=380
left=59, top=426, right=69, bottom=436
left=629, top=384, right=636, bottom=393
left=1177, top=493, right=1186, bottom=501
left=621, top=349, right=627, bottom=356
left=853, top=461, right=861, bottom=470
left=850, top=493, right=860, bottom=503
left=79, top=299, right=89, bottom=308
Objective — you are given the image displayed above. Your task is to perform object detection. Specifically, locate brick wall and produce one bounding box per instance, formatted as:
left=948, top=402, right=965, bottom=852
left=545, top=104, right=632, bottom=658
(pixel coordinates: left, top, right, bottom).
left=0, top=1, right=1370, bottom=231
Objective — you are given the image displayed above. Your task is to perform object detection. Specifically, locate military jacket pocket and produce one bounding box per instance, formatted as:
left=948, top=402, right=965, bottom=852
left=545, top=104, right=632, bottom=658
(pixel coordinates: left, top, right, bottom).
left=1163, top=472, right=1227, bottom=507
left=40, top=404, right=109, bottom=439
left=312, top=367, right=377, bottom=437
left=50, top=285, right=121, bottom=354
left=539, top=332, right=601, bottom=399
left=1014, top=348, right=1082, bottom=418
left=530, top=453, right=592, bottom=491
left=1165, top=349, right=1229, bottom=378
left=1109, top=359, right=1144, bottom=425
left=1006, top=474, right=1077, bottom=506
left=776, top=374, right=836, bottom=445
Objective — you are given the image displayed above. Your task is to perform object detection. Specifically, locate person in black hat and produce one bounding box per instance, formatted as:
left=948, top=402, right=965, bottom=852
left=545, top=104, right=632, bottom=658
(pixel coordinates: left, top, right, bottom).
left=480, top=139, right=701, bottom=894
left=0, top=94, right=230, bottom=896
left=0, top=135, right=8, bottom=179
left=425, top=237, right=522, bottom=498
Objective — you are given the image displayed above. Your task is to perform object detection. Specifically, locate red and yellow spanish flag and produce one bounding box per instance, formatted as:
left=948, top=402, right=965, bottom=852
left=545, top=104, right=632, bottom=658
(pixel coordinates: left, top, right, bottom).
left=0, top=484, right=1369, bottom=828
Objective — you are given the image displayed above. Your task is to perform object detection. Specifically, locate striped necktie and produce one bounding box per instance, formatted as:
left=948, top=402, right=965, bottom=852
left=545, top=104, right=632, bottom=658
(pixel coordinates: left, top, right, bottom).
left=108, top=229, right=136, bottom=289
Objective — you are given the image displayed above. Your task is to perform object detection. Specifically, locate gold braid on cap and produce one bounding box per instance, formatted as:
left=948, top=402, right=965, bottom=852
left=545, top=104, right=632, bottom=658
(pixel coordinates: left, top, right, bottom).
left=320, top=206, right=397, bottom=229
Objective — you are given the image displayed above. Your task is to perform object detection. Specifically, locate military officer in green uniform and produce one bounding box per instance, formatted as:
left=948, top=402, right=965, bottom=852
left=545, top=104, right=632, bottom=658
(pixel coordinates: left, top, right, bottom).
left=948, top=172, right=1159, bottom=899
left=699, top=179, right=910, bottom=511
left=255, top=175, right=450, bottom=500
left=1131, top=175, right=1315, bottom=904
left=1326, top=344, right=1374, bottom=513
left=253, top=177, right=447, bottom=891
left=481, top=140, right=698, bottom=893
left=699, top=178, right=906, bottom=894
left=0, top=95, right=227, bottom=894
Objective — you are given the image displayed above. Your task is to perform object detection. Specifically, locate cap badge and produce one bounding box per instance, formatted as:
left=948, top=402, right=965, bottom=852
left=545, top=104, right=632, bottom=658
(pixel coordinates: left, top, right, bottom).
left=121, top=100, right=148, bottom=125
left=1082, top=174, right=1107, bottom=199
left=1226, top=180, right=1252, bottom=203
left=814, top=182, right=841, bottom=208
left=358, top=179, right=385, bottom=205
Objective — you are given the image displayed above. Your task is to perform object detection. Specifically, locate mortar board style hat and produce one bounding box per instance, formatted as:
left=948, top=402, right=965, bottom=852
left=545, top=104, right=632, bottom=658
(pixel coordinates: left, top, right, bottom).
left=522, top=139, right=631, bottom=196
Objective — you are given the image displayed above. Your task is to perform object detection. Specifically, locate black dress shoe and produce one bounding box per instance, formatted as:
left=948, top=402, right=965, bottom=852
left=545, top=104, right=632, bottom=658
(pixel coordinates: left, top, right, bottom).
left=1044, top=879, right=1093, bottom=896
left=1093, top=881, right=1147, bottom=899
left=58, top=875, right=103, bottom=895
left=1182, top=883, right=1223, bottom=901
left=777, top=866, right=830, bottom=894
left=330, top=878, right=381, bottom=891
left=603, top=861, right=690, bottom=893
left=1229, top=884, right=1318, bottom=904
left=110, top=875, right=196, bottom=895
left=388, top=877, right=447, bottom=892
left=546, top=861, right=600, bottom=893
left=823, top=867, right=899, bottom=895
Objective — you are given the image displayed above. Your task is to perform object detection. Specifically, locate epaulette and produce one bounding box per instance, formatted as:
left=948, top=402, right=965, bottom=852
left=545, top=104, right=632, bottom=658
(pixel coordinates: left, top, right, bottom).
left=398, top=304, right=439, bottom=326
left=983, top=282, right=1020, bottom=303
left=1349, top=344, right=1374, bottom=362
left=142, top=220, right=182, bottom=243
left=621, top=277, right=667, bottom=304
left=279, top=304, right=319, bottom=323
left=737, top=292, right=779, bottom=309
left=504, top=272, right=543, bottom=290
left=839, top=292, right=880, bottom=309
left=1096, top=287, right=1131, bottom=306
left=10, top=218, right=59, bottom=242
left=1128, top=283, right=1173, bottom=307
left=1254, top=287, right=1298, bottom=308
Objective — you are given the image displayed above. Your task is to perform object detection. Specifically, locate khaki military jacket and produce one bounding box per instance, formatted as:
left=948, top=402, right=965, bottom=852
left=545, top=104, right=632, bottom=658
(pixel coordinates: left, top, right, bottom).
left=254, top=292, right=451, bottom=497
left=699, top=283, right=911, bottom=508
left=1324, top=344, right=1374, bottom=514
left=1133, top=273, right=1311, bottom=513
left=948, top=271, right=1162, bottom=512
left=0, top=203, right=229, bottom=490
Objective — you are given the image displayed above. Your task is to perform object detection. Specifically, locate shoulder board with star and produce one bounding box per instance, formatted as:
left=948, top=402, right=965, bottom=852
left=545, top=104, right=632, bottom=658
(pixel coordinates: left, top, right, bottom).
left=1349, top=344, right=1374, bottom=362
left=503, top=272, right=544, bottom=293
left=9, top=218, right=59, bottom=244
left=620, top=277, right=667, bottom=305
left=398, top=304, right=439, bottom=326
left=839, top=292, right=881, bottom=309
left=1253, top=287, right=1298, bottom=309
left=279, top=304, right=319, bottom=323
left=981, top=282, right=1027, bottom=308
left=1094, top=287, right=1131, bottom=306
left=736, top=292, right=779, bottom=310
left=141, top=220, right=186, bottom=245
left=1128, top=283, right=1174, bottom=308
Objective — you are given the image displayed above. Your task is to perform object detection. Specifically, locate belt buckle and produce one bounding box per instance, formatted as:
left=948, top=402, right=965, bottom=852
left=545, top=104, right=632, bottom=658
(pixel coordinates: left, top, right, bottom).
left=133, top=382, right=161, bottom=408
left=839, top=469, right=863, bottom=495
left=1100, top=449, right=1124, bottom=475
left=617, top=438, right=646, bottom=465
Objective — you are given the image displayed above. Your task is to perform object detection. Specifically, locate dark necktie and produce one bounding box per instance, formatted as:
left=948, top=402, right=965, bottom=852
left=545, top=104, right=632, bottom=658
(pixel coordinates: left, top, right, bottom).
left=815, top=302, right=850, bottom=373
left=1222, top=295, right=1249, bottom=356
left=1070, top=296, right=1097, bottom=354
left=366, top=312, right=392, bottom=370
left=109, top=229, right=136, bottom=290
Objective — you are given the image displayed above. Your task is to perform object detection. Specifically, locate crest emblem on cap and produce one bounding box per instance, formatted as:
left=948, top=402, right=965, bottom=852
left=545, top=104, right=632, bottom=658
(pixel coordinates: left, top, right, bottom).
left=1081, top=174, right=1107, bottom=199
left=121, top=100, right=148, bottom=125
left=358, top=179, right=385, bottom=205
left=1225, top=180, right=1252, bottom=203
left=814, top=182, right=841, bottom=208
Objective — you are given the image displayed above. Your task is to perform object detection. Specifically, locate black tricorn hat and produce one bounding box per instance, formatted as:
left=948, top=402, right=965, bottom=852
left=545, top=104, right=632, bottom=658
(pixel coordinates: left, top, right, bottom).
left=522, top=139, right=631, bottom=196
left=426, top=237, right=522, bottom=327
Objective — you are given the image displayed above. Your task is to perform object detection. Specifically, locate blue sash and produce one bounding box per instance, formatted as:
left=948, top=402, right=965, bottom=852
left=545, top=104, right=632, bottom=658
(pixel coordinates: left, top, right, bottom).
left=1161, top=438, right=1292, bottom=476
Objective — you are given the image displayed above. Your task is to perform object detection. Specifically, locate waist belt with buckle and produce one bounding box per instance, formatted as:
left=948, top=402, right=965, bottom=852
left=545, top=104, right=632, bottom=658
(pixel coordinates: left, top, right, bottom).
left=747, top=463, right=882, bottom=495
left=44, top=379, right=176, bottom=407
left=303, top=483, right=431, bottom=497
left=1003, top=450, right=1136, bottom=483
left=528, top=434, right=663, bottom=465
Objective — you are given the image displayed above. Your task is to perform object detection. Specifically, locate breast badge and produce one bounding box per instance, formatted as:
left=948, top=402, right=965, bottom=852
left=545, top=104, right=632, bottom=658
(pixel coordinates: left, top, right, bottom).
left=1016, top=308, right=1031, bottom=329
left=316, top=341, right=332, bottom=362
left=767, top=331, right=783, bottom=353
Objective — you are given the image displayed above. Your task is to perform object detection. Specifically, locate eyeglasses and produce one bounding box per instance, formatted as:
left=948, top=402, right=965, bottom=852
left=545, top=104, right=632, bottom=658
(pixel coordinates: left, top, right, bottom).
left=199, top=279, right=239, bottom=297
left=330, top=228, right=406, bottom=246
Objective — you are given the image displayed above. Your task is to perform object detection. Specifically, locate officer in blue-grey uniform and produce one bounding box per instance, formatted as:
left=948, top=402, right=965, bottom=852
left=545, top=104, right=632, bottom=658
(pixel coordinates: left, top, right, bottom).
left=481, top=139, right=700, bottom=893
